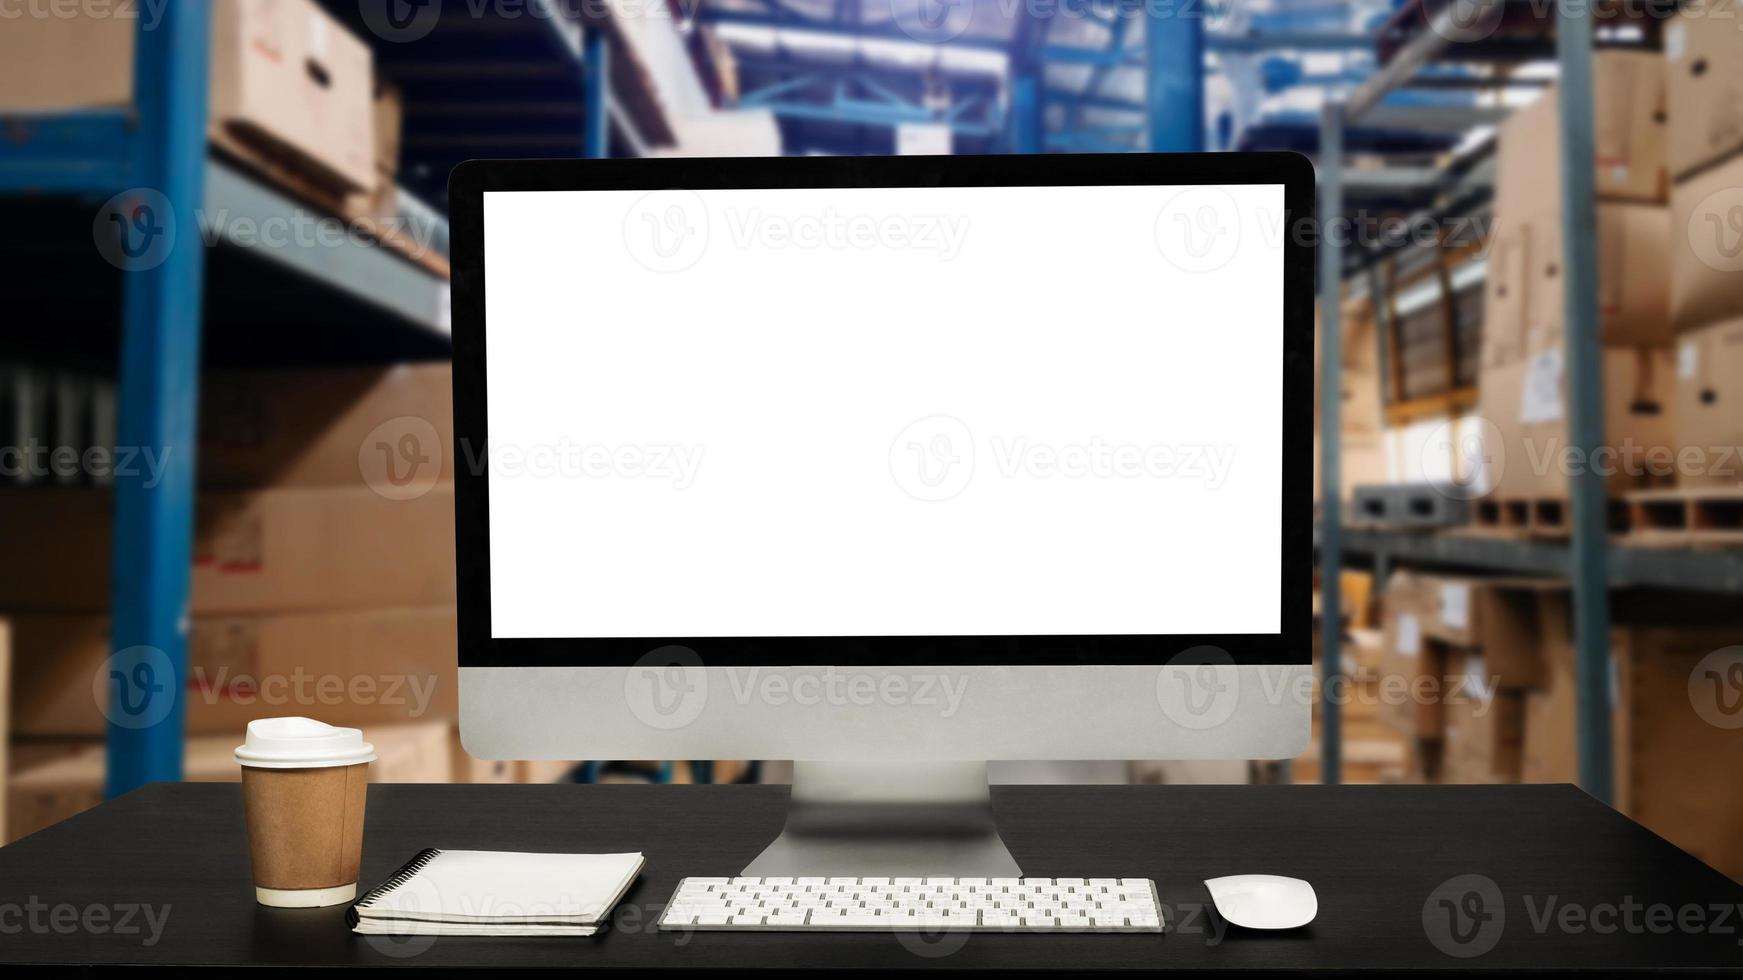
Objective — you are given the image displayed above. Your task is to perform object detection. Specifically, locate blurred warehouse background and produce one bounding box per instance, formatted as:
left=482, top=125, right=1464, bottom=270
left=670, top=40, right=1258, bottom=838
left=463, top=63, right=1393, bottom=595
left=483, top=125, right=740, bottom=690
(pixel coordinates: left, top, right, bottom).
left=0, top=0, right=1739, bottom=882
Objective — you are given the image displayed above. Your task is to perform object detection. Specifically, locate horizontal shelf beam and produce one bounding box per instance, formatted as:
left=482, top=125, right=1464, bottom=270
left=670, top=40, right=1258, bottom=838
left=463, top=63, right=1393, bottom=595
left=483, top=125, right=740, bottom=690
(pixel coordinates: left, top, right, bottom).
left=1321, top=527, right=1743, bottom=595
left=0, top=110, right=135, bottom=195
left=200, top=161, right=450, bottom=338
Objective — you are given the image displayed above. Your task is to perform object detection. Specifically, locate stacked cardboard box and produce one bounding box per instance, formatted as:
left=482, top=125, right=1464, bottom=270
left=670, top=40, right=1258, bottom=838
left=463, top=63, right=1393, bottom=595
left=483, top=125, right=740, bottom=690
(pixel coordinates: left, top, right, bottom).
left=0, top=0, right=377, bottom=197
left=6, top=720, right=451, bottom=845
left=1375, top=572, right=1552, bottom=783
left=2, top=364, right=459, bottom=745
left=1523, top=593, right=1743, bottom=882
left=1479, top=52, right=1677, bottom=507
left=1664, top=12, right=1743, bottom=487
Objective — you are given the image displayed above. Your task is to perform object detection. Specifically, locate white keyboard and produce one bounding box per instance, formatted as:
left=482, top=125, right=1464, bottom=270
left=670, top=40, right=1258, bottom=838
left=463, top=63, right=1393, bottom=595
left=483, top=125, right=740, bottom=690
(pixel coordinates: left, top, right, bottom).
left=659, top=876, right=1164, bottom=932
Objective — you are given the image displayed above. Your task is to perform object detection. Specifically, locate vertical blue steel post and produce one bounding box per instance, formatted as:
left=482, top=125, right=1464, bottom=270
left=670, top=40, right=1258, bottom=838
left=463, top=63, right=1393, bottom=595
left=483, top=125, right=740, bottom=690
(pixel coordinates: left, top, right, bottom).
left=1145, top=0, right=1204, bottom=152
left=106, top=0, right=212, bottom=797
left=1556, top=0, right=1614, bottom=803
left=1009, top=74, right=1041, bottom=154
left=1316, top=104, right=1344, bottom=785
left=583, top=28, right=610, bottom=159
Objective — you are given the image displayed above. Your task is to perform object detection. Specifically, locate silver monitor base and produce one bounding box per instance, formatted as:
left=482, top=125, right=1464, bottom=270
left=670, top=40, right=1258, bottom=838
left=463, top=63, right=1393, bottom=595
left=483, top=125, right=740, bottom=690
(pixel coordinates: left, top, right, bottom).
left=741, top=761, right=1022, bottom=878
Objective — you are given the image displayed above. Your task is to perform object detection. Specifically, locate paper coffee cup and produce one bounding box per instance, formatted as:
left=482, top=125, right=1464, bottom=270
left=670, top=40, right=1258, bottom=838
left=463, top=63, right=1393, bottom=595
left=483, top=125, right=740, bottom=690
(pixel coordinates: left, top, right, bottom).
left=235, top=717, right=377, bottom=908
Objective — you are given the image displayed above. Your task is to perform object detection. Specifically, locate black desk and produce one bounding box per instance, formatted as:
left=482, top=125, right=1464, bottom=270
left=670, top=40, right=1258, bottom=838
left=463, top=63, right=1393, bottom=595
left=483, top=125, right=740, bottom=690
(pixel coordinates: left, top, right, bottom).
left=0, top=783, right=1738, bottom=972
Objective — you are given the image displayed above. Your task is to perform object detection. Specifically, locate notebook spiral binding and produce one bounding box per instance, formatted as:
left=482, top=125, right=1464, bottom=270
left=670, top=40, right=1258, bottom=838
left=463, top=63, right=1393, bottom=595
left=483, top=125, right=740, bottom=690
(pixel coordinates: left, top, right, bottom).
left=346, top=848, right=444, bottom=927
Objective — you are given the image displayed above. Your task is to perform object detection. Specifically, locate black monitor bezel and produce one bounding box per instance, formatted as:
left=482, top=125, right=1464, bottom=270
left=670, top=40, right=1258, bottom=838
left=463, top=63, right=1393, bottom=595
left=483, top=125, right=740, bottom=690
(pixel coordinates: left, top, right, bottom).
left=449, top=152, right=1314, bottom=668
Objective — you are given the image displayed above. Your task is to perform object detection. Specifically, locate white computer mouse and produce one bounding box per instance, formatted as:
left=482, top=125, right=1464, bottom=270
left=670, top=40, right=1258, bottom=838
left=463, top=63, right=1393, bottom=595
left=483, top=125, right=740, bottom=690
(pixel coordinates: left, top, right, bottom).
left=1204, top=874, right=1318, bottom=930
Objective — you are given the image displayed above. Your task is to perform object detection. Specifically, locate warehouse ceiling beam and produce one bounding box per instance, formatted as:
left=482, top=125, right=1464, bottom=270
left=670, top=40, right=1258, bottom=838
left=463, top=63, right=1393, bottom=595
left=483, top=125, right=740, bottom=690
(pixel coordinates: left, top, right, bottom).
left=698, top=8, right=1013, bottom=53
left=745, top=98, right=1002, bottom=136
left=1346, top=1, right=1497, bottom=121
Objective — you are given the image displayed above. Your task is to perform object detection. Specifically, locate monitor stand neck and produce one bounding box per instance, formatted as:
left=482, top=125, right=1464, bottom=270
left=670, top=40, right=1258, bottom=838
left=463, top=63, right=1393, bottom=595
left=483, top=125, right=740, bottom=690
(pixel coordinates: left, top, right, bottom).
left=741, top=761, right=1022, bottom=878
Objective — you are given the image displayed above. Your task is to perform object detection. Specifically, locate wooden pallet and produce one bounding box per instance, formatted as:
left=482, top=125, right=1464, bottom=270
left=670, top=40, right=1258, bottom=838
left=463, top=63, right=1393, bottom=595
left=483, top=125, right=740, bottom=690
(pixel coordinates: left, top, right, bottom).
left=1622, top=488, right=1743, bottom=548
left=1471, top=496, right=1637, bottom=538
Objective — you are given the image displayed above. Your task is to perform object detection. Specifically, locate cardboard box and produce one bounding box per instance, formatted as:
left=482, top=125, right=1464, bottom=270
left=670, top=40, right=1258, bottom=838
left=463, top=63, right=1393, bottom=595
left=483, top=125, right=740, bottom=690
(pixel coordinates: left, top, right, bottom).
left=1521, top=595, right=1622, bottom=788
left=1479, top=346, right=1677, bottom=500
left=193, top=485, right=456, bottom=611
left=1494, top=53, right=1668, bottom=213
left=1664, top=9, right=1743, bottom=181
left=1412, top=576, right=1552, bottom=690
left=9, top=608, right=457, bottom=737
left=0, top=0, right=375, bottom=194
left=370, top=81, right=404, bottom=185
left=1613, top=624, right=1743, bottom=883
left=1377, top=574, right=1441, bottom=738
left=200, top=363, right=454, bottom=489
left=1485, top=202, right=1673, bottom=356
left=1669, top=156, right=1743, bottom=333
left=1524, top=593, right=1743, bottom=883
left=1442, top=657, right=1525, bottom=784
left=6, top=721, right=450, bottom=844
left=1673, top=319, right=1743, bottom=489
left=0, top=485, right=456, bottom=613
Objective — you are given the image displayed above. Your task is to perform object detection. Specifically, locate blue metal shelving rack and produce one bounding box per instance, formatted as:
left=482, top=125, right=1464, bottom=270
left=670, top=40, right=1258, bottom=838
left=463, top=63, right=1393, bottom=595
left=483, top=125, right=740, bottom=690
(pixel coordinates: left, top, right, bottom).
left=0, top=1, right=616, bottom=795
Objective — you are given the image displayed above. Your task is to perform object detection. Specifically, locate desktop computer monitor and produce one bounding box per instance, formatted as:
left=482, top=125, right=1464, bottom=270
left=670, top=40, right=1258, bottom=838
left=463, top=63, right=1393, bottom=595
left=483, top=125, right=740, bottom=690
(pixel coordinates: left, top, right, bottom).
left=449, top=153, right=1314, bottom=875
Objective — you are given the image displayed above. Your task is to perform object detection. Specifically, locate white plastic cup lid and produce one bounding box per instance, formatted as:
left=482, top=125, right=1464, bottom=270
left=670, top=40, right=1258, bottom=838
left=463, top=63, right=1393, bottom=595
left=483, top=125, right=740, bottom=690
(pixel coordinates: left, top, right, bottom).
left=234, top=717, right=377, bottom=769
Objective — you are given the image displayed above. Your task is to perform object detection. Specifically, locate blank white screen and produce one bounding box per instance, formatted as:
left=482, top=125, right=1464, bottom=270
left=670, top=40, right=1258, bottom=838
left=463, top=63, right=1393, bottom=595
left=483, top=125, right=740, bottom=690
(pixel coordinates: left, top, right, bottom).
left=484, top=184, right=1284, bottom=638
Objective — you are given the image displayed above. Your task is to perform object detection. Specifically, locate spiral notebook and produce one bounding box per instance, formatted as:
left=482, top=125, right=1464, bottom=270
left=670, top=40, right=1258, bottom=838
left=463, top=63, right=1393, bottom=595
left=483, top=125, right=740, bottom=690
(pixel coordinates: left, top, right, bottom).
left=348, top=849, right=645, bottom=937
